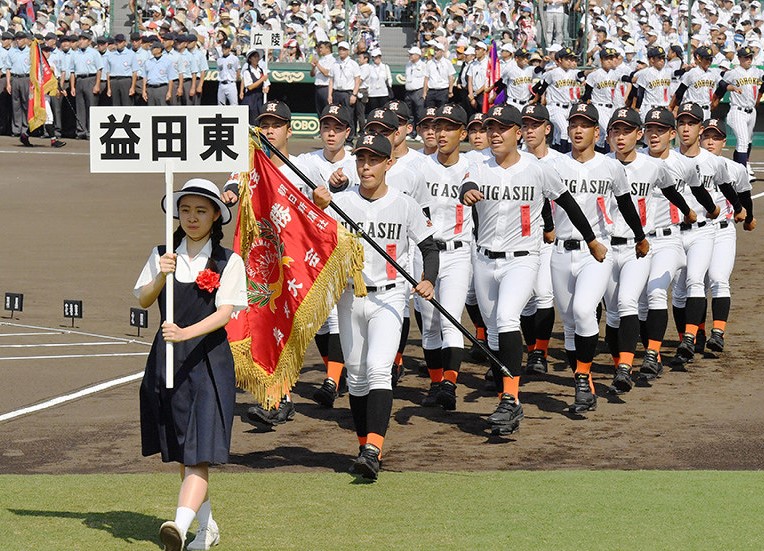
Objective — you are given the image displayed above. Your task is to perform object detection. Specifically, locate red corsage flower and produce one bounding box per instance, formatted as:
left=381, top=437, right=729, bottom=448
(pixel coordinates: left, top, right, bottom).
left=196, top=269, right=221, bottom=293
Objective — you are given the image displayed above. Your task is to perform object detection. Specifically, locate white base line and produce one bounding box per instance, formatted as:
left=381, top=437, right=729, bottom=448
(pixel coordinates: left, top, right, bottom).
left=0, top=322, right=152, bottom=346
left=0, top=342, right=127, bottom=349
left=753, top=191, right=764, bottom=200
left=0, top=371, right=143, bottom=423
left=0, top=332, right=59, bottom=337
left=0, top=149, right=88, bottom=156
left=0, top=352, right=148, bottom=361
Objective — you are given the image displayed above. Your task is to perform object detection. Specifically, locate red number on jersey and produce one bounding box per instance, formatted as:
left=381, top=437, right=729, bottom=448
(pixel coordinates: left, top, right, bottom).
left=386, top=244, right=397, bottom=280
left=521, top=205, right=531, bottom=237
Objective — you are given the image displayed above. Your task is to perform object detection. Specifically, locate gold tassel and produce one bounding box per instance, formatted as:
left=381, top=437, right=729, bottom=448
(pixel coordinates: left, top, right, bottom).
left=349, top=231, right=367, bottom=297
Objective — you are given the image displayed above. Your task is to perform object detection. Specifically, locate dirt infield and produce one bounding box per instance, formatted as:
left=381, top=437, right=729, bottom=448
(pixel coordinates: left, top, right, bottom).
left=1, top=137, right=763, bottom=475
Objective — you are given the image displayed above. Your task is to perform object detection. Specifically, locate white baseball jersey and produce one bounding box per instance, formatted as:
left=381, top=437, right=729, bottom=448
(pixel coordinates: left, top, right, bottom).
left=395, top=147, right=426, bottom=171
left=298, top=149, right=361, bottom=189
left=635, top=66, right=672, bottom=107
left=502, top=63, right=535, bottom=103
left=681, top=148, right=732, bottom=223
left=679, top=67, right=721, bottom=106
left=330, top=186, right=434, bottom=287
left=542, top=67, right=581, bottom=105
left=667, top=56, right=682, bottom=96
left=216, top=53, right=239, bottom=82
left=463, top=155, right=567, bottom=252
left=387, top=161, right=428, bottom=205
left=719, top=157, right=752, bottom=219
left=554, top=152, right=630, bottom=240
left=612, top=63, right=632, bottom=108
left=586, top=68, right=619, bottom=104
left=721, top=66, right=764, bottom=108
left=608, top=152, right=673, bottom=237
left=225, top=154, right=319, bottom=198
left=644, top=149, right=701, bottom=229
left=420, top=154, right=474, bottom=244
left=463, top=148, right=493, bottom=164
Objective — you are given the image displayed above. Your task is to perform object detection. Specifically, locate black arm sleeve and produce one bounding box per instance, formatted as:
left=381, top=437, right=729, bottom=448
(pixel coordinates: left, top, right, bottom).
left=738, top=190, right=754, bottom=222
left=673, top=83, right=687, bottom=104
left=580, top=84, right=593, bottom=103
left=532, top=80, right=548, bottom=97
left=329, top=181, right=350, bottom=193
left=417, top=236, right=440, bottom=285
left=577, top=70, right=587, bottom=80
left=714, top=81, right=728, bottom=99
left=759, top=83, right=764, bottom=97
left=223, top=179, right=240, bottom=196
left=719, top=182, right=743, bottom=213
left=620, top=72, right=634, bottom=83
left=542, top=198, right=554, bottom=232
left=634, top=86, right=644, bottom=109
left=459, top=182, right=479, bottom=203
left=673, top=68, right=688, bottom=78
left=660, top=185, right=691, bottom=215
left=690, top=184, right=717, bottom=213
left=615, top=193, right=647, bottom=242
left=554, top=191, right=596, bottom=243
left=422, top=206, right=431, bottom=219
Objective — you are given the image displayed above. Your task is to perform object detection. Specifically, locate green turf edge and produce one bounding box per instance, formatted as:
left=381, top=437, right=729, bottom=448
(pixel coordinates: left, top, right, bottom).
left=1, top=471, right=762, bottom=551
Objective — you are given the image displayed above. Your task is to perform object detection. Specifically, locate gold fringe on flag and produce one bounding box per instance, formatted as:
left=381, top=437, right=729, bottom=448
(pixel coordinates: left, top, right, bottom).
left=230, top=131, right=366, bottom=408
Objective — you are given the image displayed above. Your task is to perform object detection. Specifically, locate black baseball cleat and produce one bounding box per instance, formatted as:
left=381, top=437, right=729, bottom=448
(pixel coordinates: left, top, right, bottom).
left=638, top=349, right=663, bottom=380
left=435, top=380, right=457, bottom=411
left=673, top=334, right=695, bottom=367
left=244, top=398, right=295, bottom=427
left=570, top=373, right=597, bottom=413
left=51, top=138, right=66, bottom=148
left=421, top=381, right=441, bottom=407
left=706, top=329, right=725, bottom=352
left=391, top=363, right=404, bottom=388
left=487, top=393, right=524, bottom=434
left=20, top=133, right=32, bottom=147
left=312, top=378, right=338, bottom=408
left=525, top=349, right=548, bottom=375
left=694, top=329, right=706, bottom=353
left=349, top=444, right=380, bottom=480
left=610, top=364, right=634, bottom=394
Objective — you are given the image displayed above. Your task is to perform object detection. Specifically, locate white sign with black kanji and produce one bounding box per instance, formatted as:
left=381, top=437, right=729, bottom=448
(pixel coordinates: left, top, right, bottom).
left=250, top=30, right=283, bottom=49
left=89, top=106, right=249, bottom=173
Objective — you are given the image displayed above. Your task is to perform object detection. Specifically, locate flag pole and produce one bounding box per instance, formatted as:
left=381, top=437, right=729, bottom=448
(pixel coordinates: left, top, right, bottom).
left=165, top=160, right=175, bottom=389
left=255, top=130, right=513, bottom=378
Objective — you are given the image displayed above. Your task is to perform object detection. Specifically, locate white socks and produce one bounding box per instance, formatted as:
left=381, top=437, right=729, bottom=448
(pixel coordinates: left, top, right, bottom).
left=196, top=499, right=213, bottom=531
left=174, top=506, right=197, bottom=537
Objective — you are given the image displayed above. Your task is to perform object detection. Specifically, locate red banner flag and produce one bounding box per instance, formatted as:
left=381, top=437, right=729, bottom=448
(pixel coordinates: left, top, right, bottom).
left=226, top=137, right=364, bottom=407
left=28, top=39, right=58, bottom=133
left=483, top=41, right=500, bottom=113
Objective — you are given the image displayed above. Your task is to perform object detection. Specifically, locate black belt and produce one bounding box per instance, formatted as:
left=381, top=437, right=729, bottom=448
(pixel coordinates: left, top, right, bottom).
left=76, top=74, right=95, bottom=78
left=697, top=104, right=710, bottom=110
left=219, top=80, right=233, bottom=84
left=551, top=102, right=570, bottom=108
left=147, top=83, right=167, bottom=88
left=110, top=75, right=132, bottom=80
left=718, top=220, right=730, bottom=229
left=649, top=227, right=675, bottom=237
left=735, top=106, right=754, bottom=114
left=679, top=221, right=707, bottom=231
left=594, top=103, right=613, bottom=108
left=12, top=73, right=29, bottom=77
left=480, top=247, right=530, bottom=259
left=434, top=240, right=464, bottom=251
left=365, top=283, right=397, bottom=292
left=555, top=238, right=583, bottom=250
left=611, top=236, right=630, bottom=246
left=509, top=98, right=528, bottom=104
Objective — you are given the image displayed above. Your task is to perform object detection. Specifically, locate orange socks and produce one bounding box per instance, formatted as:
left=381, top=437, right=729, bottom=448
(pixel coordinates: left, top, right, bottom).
left=394, top=352, right=403, bottom=367
left=619, top=352, right=634, bottom=368
left=367, top=433, right=384, bottom=454
left=535, top=339, right=550, bottom=357
left=713, top=320, right=727, bottom=332
left=502, top=375, right=520, bottom=399
left=476, top=327, right=486, bottom=341
left=327, top=361, right=343, bottom=384
left=576, top=361, right=594, bottom=392
left=428, top=368, right=444, bottom=383
left=443, top=370, right=458, bottom=384
left=685, top=324, right=698, bottom=339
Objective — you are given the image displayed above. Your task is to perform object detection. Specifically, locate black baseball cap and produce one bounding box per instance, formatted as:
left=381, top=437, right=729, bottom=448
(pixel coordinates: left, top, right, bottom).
left=163, top=32, right=176, bottom=41
left=569, top=102, right=599, bottom=124
left=738, top=46, right=755, bottom=58
left=96, top=36, right=106, bottom=45
left=114, top=33, right=126, bottom=42
left=467, top=112, right=486, bottom=128
left=258, top=100, right=291, bottom=122
left=419, top=106, right=437, bottom=124
left=521, top=103, right=550, bottom=123
left=150, top=41, right=163, bottom=50
left=676, top=102, right=703, bottom=122
left=644, top=106, right=675, bottom=128
left=320, top=103, right=353, bottom=127
left=555, top=46, right=577, bottom=60
left=79, top=31, right=93, bottom=40
left=15, top=31, right=29, bottom=39
left=1, top=31, right=13, bottom=40
left=484, top=104, right=523, bottom=127
left=365, top=108, right=399, bottom=131
left=514, top=47, right=530, bottom=58
left=647, top=46, right=666, bottom=58
left=130, top=31, right=141, bottom=41
left=670, top=44, right=683, bottom=57
left=701, top=118, right=726, bottom=137
left=600, top=47, right=619, bottom=58
left=353, top=132, right=393, bottom=158
left=694, top=46, right=713, bottom=60
left=221, top=40, right=231, bottom=49
left=434, top=104, right=468, bottom=126
left=608, top=107, right=642, bottom=130
left=384, top=99, right=411, bottom=122
left=44, top=32, right=57, bottom=40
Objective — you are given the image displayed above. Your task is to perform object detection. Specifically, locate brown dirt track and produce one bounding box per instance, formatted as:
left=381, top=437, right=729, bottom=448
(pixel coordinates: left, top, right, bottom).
left=1, top=136, right=763, bottom=476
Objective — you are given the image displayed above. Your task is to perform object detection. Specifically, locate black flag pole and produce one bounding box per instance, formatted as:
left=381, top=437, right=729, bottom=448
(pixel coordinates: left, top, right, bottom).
left=253, top=129, right=512, bottom=378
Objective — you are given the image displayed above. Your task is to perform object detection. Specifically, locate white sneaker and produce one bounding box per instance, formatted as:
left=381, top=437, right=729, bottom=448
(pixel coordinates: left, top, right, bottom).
left=159, top=521, right=185, bottom=551
left=187, top=519, right=220, bottom=550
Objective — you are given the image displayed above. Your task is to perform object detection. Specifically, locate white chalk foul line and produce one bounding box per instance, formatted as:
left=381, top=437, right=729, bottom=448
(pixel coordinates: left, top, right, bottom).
left=0, top=332, right=60, bottom=337
left=0, top=342, right=128, bottom=349
left=0, top=371, right=143, bottom=423
left=753, top=191, right=764, bottom=200
left=0, top=322, right=152, bottom=346
left=0, top=352, right=148, bottom=361
left=0, top=148, right=88, bottom=156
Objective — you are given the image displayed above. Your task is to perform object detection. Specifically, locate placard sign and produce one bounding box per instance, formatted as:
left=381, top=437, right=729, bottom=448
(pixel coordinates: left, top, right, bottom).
left=250, top=30, right=283, bottom=49
left=130, top=307, right=149, bottom=337
left=4, top=292, right=23, bottom=318
left=64, top=299, right=83, bottom=327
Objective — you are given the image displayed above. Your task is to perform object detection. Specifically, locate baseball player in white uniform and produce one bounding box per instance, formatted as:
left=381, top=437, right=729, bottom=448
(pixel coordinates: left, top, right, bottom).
left=417, top=106, right=439, bottom=156
left=532, top=46, right=582, bottom=153
left=581, top=47, right=620, bottom=152
left=670, top=46, right=720, bottom=121
left=312, top=132, right=439, bottom=481
left=460, top=104, right=602, bottom=434
left=697, top=119, right=756, bottom=353
left=519, top=103, right=561, bottom=375
left=611, top=51, right=632, bottom=109
left=216, top=41, right=239, bottom=105
left=502, top=47, right=535, bottom=111
left=671, top=102, right=745, bottom=368
left=632, top=46, right=672, bottom=122
left=715, top=46, right=764, bottom=181
left=418, top=104, right=474, bottom=411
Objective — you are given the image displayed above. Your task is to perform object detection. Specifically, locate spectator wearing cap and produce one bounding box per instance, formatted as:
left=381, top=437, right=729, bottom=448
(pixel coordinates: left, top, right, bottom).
left=186, top=34, right=207, bottom=106
left=239, top=50, right=267, bottom=123
left=216, top=40, right=239, bottom=106
left=366, top=48, right=392, bottom=114
left=423, top=41, right=454, bottom=109
left=405, top=46, right=426, bottom=136
left=174, top=34, right=198, bottom=106
left=311, top=40, right=336, bottom=116
left=69, top=32, right=103, bottom=138
left=670, top=46, right=720, bottom=120
left=105, top=34, right=138, bottom=107
left=5, top=32, right=32, bottom=138
left=502, top=47, right=535, bottom=110
left=328, top=41, right=361, bottom=142
left=467, top=40, right=489, bottom=116
left=142, top=41, right=178, bottom=106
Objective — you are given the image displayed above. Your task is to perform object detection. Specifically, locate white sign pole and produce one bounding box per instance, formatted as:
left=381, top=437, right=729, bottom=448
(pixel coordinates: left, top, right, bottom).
left=165, top=160, right=175, bottom=389
left=263, top=47, right=269, bottom=104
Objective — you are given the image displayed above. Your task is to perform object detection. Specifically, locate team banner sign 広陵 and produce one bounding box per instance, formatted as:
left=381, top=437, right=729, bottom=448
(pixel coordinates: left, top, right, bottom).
left=227, top=137, right=364, bottom=407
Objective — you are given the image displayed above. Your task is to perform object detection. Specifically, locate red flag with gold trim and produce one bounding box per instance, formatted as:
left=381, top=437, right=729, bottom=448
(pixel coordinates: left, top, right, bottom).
left=226, top=136, right=364, bottom=407
left=28, top=39, right=58, bottom=133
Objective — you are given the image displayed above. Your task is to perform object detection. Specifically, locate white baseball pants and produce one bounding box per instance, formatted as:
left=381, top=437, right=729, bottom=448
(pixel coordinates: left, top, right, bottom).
left=727, top=106, right=756, bottom=153
left=522, top=242, right=554, bottom=316
left=604, top=241, right=652, bottom=328
left=640, top=228, right=685, bottom=315
left=671, top=223, right=716, bottom=307
left=706, top=221, right=737, bottom=298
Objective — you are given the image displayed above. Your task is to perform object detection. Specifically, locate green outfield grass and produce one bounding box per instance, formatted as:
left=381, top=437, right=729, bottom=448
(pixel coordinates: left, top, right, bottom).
left=2, top=471, right=762, bottom=550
